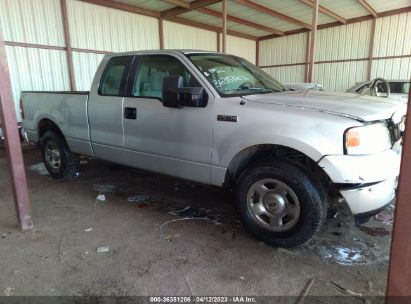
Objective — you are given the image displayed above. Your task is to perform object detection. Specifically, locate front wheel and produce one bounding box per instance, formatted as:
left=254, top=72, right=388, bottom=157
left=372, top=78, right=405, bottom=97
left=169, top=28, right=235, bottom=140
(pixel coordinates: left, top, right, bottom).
left=41, top=130, right=79, bottom=179
left=235, top=160, right=327, bottom=247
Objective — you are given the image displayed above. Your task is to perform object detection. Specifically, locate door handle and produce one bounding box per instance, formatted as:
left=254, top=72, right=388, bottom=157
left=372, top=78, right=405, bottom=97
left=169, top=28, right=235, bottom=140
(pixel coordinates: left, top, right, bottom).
left=124, top=107, right=137, bottom=119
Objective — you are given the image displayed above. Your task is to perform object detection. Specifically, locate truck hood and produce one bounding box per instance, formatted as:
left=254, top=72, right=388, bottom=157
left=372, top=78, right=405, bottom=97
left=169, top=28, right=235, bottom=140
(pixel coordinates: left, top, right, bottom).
left=243, top=91, right=407, bottom=122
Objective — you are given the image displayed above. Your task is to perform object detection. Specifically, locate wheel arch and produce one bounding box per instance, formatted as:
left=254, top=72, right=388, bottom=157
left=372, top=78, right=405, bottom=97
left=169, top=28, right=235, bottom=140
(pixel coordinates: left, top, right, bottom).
left=37, top=118, right=66, bottom=142
left=223, top=144, right=333, bottom=191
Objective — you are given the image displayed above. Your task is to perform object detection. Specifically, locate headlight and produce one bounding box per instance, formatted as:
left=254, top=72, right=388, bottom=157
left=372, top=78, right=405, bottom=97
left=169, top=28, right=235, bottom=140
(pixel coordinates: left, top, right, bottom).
left=345, top=123, right=391, bottom=155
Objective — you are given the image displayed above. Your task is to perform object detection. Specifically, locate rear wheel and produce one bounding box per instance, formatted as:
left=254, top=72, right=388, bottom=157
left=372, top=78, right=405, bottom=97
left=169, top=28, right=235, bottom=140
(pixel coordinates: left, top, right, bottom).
left=235, top=160, right=327, bottom=247
left=41, top=130, right=79, bottom=179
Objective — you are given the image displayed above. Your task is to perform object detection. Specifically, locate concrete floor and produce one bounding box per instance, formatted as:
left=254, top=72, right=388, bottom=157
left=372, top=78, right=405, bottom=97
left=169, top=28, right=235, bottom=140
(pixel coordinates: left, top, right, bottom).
left=0, top=146, right=394, bottom=297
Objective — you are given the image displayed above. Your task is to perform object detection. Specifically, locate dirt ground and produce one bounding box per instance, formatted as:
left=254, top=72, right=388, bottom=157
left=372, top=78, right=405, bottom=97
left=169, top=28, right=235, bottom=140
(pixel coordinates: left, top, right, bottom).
left=0, top=146, right=395, bottom=297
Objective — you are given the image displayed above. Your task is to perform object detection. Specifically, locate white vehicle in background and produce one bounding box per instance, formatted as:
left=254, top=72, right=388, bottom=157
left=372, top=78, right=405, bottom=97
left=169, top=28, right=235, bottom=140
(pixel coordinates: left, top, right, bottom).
left=347, top=78, right=409, bottom=103
left=283, top=82, right=324, bottom=91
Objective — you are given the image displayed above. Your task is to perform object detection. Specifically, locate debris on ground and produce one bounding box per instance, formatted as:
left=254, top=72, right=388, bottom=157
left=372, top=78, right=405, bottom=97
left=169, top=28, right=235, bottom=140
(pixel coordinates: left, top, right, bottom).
left=28, top=162, right=49, bottom=175
left=160, top=218, right=212, bottom=241
left=299, top=279, right=364, bottom=304
left=93, top=184, right=116, bottom=193
left=127, top=195, right=150, bottom=204
left=96, top=194, right=106, bottom=202
left=359, top=226, right=390, bottom=236
left=168, top=205, right=191, bottom=215
left=3, top=287, right=14, bottom=296
left=84, top=228, right=93, bottom=232
left=374, top=212, right=394, bottom=225
left=81, top=251, right=89, bottom=260
left=96, top=246, right=110, bottom=253
left=169, top=205, right=208, bottom=218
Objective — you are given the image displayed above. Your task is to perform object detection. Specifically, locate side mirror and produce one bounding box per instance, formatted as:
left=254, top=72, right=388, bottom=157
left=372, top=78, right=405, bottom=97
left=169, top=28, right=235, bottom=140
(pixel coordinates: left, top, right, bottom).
left=180, top=87, right=207, bottom=107
left=163, top=76, right=207, bottom=108
left=163, top=76, right=183, bottom=108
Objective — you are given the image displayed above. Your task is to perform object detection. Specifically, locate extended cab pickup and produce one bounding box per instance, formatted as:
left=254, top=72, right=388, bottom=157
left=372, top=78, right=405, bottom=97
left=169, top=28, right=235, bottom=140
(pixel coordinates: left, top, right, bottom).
left=22, top=50, right=406, bottom=247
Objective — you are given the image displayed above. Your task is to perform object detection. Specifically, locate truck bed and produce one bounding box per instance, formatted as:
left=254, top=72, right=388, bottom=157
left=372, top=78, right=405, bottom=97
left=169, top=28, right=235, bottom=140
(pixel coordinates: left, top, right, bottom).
left=21, top=91, right=93, bottom=157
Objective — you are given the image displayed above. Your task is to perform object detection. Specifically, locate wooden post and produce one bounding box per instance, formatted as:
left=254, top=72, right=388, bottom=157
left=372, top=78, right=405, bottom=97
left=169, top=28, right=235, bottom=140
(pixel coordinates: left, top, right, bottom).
left=60, top=0, right=76, bottom=91
left=222, top=0, right=227, bottom=53
left=307, top=0, right=318, bottom=83
left=367, top=18, right=376, bottom=81
left=216, top=32, right=220, bottom=52
left=0, top=26, right=33, bottom=231
left=386, top=86, right=411, bottom=303
left=159, top=18, right=164, bottom=49
left=256, top=40, right=259, bottom=66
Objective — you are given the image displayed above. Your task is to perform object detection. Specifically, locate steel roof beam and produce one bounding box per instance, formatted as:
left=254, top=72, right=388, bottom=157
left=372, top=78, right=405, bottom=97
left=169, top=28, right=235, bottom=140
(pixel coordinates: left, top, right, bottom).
left=300, top=0, right=346, bottom=24
left=234, top=0, right=312, bottom=30
left=198, top=7, right=284, bottom=36
left=80, top=0, right=160, bottom=18
left=166, top=16, right=258, bottom=40
left=161, top=0, right=221, bottom=18
left=357, top=0, right=378, bottom=17
left=162, top=0, right=190, bottom=9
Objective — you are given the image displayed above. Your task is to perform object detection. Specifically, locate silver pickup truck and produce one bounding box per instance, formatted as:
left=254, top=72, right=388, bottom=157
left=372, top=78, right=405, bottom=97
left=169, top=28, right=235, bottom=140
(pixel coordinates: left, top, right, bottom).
left=22, top=50, right=406, bottom=247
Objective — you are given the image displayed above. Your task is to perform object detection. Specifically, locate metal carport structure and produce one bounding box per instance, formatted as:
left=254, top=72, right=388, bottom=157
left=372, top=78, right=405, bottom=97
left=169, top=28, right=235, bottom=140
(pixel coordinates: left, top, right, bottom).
left=0, top=0, right=410, bottom=299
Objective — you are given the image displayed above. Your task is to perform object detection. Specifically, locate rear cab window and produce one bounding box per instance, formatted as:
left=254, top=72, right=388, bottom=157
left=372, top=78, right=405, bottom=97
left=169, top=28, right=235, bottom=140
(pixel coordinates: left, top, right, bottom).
left=99, top=56, right=133, bottom=96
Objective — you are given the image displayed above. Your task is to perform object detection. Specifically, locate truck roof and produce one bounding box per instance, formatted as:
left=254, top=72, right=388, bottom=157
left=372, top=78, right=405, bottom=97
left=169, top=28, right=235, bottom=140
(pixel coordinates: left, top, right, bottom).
left=103, top=49, right=224, bottom=58
left=106, top=49, right=221, bottom=55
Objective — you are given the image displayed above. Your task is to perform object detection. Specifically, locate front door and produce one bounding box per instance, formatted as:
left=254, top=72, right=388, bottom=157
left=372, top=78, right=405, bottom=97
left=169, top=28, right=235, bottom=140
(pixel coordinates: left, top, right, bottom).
left=122, top=54, right=214, bottom=183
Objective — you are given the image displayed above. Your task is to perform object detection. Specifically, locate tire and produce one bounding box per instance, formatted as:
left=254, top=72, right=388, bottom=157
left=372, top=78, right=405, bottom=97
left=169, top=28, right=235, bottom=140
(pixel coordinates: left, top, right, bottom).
left=235, top=159, right=327, bottom=247
left=40, top=130, right=79, bottom=179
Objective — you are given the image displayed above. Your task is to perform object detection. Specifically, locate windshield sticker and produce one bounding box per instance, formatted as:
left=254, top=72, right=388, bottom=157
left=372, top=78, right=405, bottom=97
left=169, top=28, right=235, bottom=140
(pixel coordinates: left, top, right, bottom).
left=204, top=68, right=226, bottom=77
left=208, top=67, right=226, bottom=74
left=213, top=75, right=249, bottom=88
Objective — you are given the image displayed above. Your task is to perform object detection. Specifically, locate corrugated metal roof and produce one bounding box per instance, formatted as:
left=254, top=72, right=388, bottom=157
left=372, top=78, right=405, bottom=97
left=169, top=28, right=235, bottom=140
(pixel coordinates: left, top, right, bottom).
left=180, top=10, right=271, bottom=36
left=114, top=0, right=175, bottom=12
left=103, top=0, right=411, bottom=39
left=367, top=0, right=411, bottom=13
left=256, top=0, right=335, bottom=25
left=208, top=1, right=301, bottom=32
left=318, top=0, right=370, bottom=19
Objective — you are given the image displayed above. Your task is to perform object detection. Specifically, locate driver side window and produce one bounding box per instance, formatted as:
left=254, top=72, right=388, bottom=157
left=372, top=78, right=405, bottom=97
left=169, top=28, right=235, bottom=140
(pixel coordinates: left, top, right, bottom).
left=132, top=55, right=199, bottom=99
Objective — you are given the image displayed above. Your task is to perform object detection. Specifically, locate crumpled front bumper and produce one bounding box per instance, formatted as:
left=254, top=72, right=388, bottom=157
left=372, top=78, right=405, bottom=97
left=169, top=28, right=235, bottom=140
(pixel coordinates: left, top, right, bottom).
left=318, top=144, right=401, bottom=215
left=339, top=177, right=397, bottom=214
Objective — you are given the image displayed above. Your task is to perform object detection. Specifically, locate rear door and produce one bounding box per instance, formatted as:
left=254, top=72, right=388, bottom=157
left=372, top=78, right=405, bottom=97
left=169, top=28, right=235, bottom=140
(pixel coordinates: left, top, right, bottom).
left=88, top=55, right=133, bottom=163
left=122, top=54, right=214, bottom=183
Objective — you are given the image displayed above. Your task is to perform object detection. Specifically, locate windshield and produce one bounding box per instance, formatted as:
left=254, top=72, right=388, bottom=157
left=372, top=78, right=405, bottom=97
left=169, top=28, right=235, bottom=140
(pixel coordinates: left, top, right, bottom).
left=187, top=53, right=285, bottom=97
